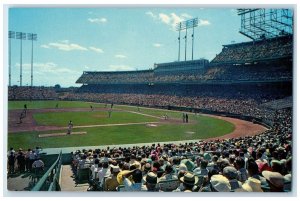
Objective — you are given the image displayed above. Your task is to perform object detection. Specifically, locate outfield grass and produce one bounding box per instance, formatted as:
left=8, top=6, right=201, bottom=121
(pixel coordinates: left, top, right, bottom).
left=33, top=111, right=158, bottom=126
left=8, top=101, right=235, bottom=149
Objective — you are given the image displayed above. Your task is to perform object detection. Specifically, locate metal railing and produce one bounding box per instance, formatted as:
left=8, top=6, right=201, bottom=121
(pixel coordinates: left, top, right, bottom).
left=31, top=151, right=62, bottom=191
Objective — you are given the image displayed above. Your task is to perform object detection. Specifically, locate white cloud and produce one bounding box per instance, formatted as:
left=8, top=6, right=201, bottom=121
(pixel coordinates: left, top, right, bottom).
left=159, top=13, right=171, bottom=24
left=41, top=41, right=88, bottom=52
left=88, top=17, right=107, bottom=24
left=48, top=42, right=88, bottom=51
left=153, top=43, right=163, bottom=48
left=15, top=62, right=76, bottom=74
left=89, top=46, right=104, bottom=53
left=147, top=11, right=195, bottom=31
left=107, top=65, right=134, bottom=71
left=115, top=54, right=127, bottom=59
left=199, top=19, right=211, bottom=26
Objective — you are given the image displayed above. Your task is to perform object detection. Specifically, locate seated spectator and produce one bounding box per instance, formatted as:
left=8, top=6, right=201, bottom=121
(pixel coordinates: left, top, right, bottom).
left=193, top=159, right=209, bottom=177
left=262, top=171, right=284, bottom=192
left=104, top=165, right=120, bottom=191
left=143, top=171, right=159, bottom=192
left=247, top=159, right=269, bottom=188
left=223, top=166, right=242, bottom=191
left=173, top=172, right=198, bottom=192
left=90, top=159, right=100, bottom=180
left=236, top=177, right=263, bottom=192
left=98, top=162, right=111, bottom=187
left=235, top=157, right=248, bottom=183
left=122, top=169, right=145, bottom=191
left=209, top=174, right=231, bottom=192
left=159, top=164, right=178, bottom=181
left=142, top=163, right=152, bottom=176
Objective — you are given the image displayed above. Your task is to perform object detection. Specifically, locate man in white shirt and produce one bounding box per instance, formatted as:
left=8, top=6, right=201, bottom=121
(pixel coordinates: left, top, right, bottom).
left=90, top=159, right=100, bottom=180
left=98, top=162, right=111, bottom=188
left=32, top=158, right=44, bottom=169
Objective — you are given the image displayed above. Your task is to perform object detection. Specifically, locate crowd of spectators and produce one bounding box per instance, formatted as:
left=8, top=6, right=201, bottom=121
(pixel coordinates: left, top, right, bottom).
left=76, top=61, right=292, bottom=85
left=154, top=62, right=291, bottom=83
left=211, top=36, right=293, bottom=64
left=64, top=90, right=290, bottom=123
left=8, top=86, right=58, bottom=100
left=7, top=146, right=44, bottom=175
left=71, top=115, right=292, bottom=192
left=76, top=70, right=154, bottom=85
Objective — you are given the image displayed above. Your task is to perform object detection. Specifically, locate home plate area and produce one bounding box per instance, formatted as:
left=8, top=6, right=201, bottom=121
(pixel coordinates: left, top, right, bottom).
left=38, top=131, right=87, bottom=138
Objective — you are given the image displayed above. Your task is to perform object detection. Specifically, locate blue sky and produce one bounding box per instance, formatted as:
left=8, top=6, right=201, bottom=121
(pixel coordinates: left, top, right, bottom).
left=8, top=7, right=249, bottom=87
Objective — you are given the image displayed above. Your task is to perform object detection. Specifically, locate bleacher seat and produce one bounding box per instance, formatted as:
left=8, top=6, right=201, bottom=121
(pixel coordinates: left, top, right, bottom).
left=77, top=168, right=90, bottom=183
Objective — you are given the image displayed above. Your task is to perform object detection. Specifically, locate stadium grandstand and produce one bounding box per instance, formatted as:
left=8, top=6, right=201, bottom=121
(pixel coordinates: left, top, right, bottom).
left=7, top=8, right=293, bottom=193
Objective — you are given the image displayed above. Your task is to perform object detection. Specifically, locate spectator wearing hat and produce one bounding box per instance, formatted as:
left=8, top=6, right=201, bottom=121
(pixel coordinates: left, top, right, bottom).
left=104, top=165, right=120, bottom=191
left=262, top=170, right=284, bottom=192
left=209, top=174, right=231, bottom=192
left=143, top=172, right=159, bottom=191
left=122, top=169, right=145, bottom=191
left=223, top=166, right=242, bottom=191
left=236, top=177, right=263, bottom=192
left=173, top=172, right=198, bottom=192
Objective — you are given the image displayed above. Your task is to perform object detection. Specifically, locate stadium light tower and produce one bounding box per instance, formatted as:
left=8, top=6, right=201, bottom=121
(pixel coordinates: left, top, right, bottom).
left=176, top=18, right=199, bottom=61
left=27, top=33, right=37, bottom=87
left=16, top=32, right=26, bottom=86
left=177, top=22, right=182, bottom=61
left=8, top=31, right=15, bottom=87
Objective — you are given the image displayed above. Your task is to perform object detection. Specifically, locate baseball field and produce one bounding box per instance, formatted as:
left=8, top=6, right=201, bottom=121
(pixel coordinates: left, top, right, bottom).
left=7, top=101, right=267, bottom=149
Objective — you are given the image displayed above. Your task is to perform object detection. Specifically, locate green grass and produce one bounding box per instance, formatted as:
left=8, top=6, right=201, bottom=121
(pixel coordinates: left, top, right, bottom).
left=33, top=111, right=158, bottom=126
left=8, top=101, right=235, bottom=149
left=115, top=104, right=184, bottom=119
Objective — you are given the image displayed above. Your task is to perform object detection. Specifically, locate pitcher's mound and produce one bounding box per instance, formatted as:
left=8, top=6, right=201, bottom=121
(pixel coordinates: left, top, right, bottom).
left=39, top=131, right=87, bottom=138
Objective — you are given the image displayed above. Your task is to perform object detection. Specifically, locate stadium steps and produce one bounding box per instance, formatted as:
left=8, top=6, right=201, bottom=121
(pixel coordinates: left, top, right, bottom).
left=7, top=172, right=35, bottom=191
left=60, top=165, right=88, bottom=191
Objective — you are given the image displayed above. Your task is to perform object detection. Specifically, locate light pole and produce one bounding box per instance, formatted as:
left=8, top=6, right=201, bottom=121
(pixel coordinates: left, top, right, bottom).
left=176, top=18, right=199, bottom=62
left=16, top=32, right=26, bottom=86
left=8, top=31, right=15, bottom=87
left=27, top=33, right=37, bottom=87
